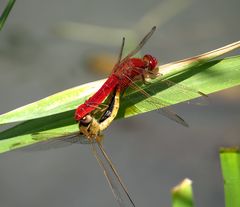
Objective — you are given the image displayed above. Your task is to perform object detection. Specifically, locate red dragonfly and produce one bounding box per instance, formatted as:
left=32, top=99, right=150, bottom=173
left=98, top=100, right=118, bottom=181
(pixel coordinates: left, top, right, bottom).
left=75, top=27, right=159, bottom=122
left=75, top=26, right=203, bottom=128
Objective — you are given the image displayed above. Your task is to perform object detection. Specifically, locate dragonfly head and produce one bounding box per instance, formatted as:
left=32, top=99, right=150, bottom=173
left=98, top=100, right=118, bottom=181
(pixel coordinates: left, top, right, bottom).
left=79, top=115, right=93, bottom=127
left=143, top=54, right=158, bottom=71
left=79, top=115, right=101, bottom=141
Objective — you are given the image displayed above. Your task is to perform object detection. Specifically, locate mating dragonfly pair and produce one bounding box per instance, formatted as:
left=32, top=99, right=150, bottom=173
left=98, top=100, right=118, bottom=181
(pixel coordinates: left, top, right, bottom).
left=33, top=26, right=206, bottom=207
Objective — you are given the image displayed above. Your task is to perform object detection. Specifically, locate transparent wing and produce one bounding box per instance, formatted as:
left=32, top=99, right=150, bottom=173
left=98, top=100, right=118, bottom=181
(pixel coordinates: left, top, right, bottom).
left=161, top=79, right=208, bottom=97
left=22, top=131, right=92, bottom=152
left=121, top=26, right=156, bottom=62
left=91, top=142, right=135, bottom=207
left=116, top=37, right=125, bottom=65
left=133, top=66, right=208, bottom=102
left=123, top=74, right=189, bottom=127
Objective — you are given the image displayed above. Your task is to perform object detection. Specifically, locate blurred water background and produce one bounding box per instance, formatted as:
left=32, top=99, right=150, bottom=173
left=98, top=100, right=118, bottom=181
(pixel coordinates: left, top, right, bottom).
left=0, top=0, right=240, bottom=207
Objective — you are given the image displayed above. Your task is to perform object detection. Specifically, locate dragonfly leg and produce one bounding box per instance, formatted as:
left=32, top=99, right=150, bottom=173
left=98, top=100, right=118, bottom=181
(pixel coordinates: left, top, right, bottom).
left=96, top=134, right=104, bottom=143
left=141, top=74, right=151, bottom=85
left=92, top=104, right=108, bottom=117
left=147, top=68, right=161, bottom=79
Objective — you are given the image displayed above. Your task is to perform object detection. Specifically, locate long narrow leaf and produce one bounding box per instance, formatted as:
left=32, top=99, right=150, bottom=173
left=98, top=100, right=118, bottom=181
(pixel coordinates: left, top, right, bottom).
left=0, top=40, right=240, bottom=125
left=0, top=0, right=16, bottom=30
left=220, top=147, right=240, bottom=207
left=0, top=39, right=240, bottom=153
left=0, top=55, right=240, bottom=153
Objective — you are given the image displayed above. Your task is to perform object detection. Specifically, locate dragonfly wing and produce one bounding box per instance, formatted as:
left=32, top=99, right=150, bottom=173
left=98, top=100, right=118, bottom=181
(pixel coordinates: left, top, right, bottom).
left=21, top=132, right=91, bottom=152
left=140, top=95, right=189, bottom=127
left=163, top=79, right=208, bottom=97
left=121, top=26, right=156, bottom=62
left=161, top=79, right=209, bottom=106
left=129, top=67, right=208, bottom=103
left=117, top=37, right=125, bottom=64
left=123, top=75, right=189, bottom=127
left=91, top=142, right=135, bottom=207
left=158, top=107, right=189, bottom=127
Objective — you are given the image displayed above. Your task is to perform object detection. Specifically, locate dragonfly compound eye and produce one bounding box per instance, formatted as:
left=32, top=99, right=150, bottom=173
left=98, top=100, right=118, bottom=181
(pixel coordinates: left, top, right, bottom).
left=143, top=54, right=158, bottom=71
left=79, top=115, right=92, bottom=127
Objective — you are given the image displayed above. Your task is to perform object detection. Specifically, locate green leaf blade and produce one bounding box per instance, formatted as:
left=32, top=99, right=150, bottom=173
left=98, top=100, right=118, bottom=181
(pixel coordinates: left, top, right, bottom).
left=1, top=55, right=240, bottom=125
left=220, top=147, right=240, bottom=207
left=0, top=79, right=106, bottom=124
left=172, top=178, right=195, bottom=207
left=0, top=42, right=240, bottom=153
left=0, top=0, right=16, bottom=30
left=0, top=55, right=239, bottom=154
left=1, top=40, right=240, bottom=125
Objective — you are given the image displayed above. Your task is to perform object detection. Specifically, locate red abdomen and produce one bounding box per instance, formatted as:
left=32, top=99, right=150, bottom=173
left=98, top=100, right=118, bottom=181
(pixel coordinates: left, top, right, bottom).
left=75, top=74, right=119, bottom=121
